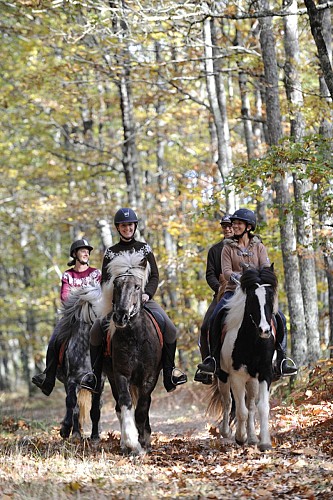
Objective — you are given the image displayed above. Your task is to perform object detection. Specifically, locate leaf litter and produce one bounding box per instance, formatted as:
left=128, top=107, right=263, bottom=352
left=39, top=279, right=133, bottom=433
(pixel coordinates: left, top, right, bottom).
left=0, top=360, right=332, bottom=499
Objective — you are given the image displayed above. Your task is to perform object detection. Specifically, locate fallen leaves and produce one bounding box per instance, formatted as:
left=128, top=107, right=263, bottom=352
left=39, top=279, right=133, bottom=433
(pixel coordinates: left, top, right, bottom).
left=0, top=360, right=332, bottom=498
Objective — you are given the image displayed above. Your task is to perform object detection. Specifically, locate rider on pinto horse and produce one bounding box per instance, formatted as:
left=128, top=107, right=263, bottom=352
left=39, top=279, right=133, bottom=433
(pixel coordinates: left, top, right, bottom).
left=32, top=239, right=102, bottom=396
left=88, top=208, right=187, bottom=393
left=196, top=208, right=298, bottom=381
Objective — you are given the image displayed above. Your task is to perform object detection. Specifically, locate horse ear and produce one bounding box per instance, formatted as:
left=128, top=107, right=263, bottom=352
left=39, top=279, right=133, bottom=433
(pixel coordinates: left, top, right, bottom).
left=270, top=263, right=274, bottom=272
left=140, top=257, right=148, bottom=268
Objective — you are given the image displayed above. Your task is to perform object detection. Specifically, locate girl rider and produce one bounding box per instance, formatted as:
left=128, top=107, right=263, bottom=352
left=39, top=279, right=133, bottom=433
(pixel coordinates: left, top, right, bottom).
left=89, top=208, right=187, bottom=393
left=197, top=208, right=298, bottom=380
left=32, top=239, right=102, bottom=396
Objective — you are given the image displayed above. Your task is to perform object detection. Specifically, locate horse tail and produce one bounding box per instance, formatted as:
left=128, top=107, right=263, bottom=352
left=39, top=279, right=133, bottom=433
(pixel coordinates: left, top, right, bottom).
left=206, top=378, right=223, bottom=421
left=77, top=389, right=92, bottom=430
left=130, top=385, right=139, bottom=407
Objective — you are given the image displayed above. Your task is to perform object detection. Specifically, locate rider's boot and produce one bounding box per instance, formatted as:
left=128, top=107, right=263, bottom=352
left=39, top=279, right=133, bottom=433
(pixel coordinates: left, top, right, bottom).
left=32, top=344, right=58, bottom=396
left=197, top=307, right=225, bottom=377
left=273, top=312, right=298, bottom=380
left=82, top=343, right=103, bottom=393
left=162, top=341, right=187, bottom=393
left=193, top=370, right=213, bottom=385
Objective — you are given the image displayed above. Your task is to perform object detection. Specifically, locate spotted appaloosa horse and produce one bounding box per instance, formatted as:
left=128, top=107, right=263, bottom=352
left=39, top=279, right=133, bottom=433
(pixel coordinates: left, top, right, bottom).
left=56, top=285, right=102, bottom=438
left=207, top=265, right=278, bottom=451
left=90, top=252, right=162, bottom=454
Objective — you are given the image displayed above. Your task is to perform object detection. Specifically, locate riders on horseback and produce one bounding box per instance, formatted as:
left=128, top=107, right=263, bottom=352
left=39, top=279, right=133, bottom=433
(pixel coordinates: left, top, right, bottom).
left=194, top=214, right=234, bottom=385
left=196, top=208, right=298, bottom=380
left=32, top=239, right=102, bottom=396
left=89, top=207, right=187, bottom=393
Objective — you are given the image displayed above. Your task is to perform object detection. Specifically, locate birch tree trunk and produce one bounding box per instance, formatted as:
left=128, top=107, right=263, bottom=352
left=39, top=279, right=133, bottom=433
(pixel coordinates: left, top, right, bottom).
left=283, top=0, right=320, bottom=364
left=257, top=0, right=307, bottom=366
left=203, top=17, right=232, bottom=212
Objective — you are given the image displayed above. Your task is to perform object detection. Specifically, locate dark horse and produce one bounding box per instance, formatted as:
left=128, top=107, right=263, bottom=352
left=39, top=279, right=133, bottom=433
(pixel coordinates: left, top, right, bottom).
left=207, top=265, right=278, bottom=452
left=90, top=252, right=162, bottom=454
left=56, top=285, right=102, bottom=438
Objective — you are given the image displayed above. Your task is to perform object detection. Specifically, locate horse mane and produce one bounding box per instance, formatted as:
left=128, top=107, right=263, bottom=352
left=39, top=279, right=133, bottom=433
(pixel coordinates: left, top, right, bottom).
left=99, top=251, right=151, bottom=317
left=225, top=266, right=278, bottom=330
left=57, top=285, right=102, bottom=344
left=241, top=266, right=278, bottom=314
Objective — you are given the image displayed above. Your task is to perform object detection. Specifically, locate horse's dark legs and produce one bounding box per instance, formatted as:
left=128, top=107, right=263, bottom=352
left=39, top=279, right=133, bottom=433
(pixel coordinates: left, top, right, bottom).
left=135, top=394, right=152, bottom=449
left=60, top=383, right=78, bottom=438
left=90, top=391, right=102, bottom=440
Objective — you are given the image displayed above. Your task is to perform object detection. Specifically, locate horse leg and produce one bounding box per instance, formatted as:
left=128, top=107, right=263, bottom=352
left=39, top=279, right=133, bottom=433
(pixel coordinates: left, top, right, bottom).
left=218, top=379, right=233, bottom=439
left=60, top=383, right=77, bottom=439
left=135, top=394, right=152, bottom=450
left=246, top=378, right=259, bottom=445
left=257, top=380, right=272, bottom=451
left=230, top=372, right=248, bottom=445
left=117, top=375, right=142, bottom=455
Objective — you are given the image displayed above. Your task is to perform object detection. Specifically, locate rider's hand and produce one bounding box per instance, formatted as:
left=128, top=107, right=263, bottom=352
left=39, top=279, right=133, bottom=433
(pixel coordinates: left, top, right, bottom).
left=142, top=293, right=150, bottom=303
left=230, top=273, right=241, bottom=284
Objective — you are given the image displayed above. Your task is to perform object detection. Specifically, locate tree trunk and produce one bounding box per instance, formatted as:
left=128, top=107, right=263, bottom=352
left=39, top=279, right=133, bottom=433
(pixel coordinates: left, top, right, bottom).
left=304, top=0, right=333, bottom=100
left=283, top=0, right=320, bottom=364
left=257, top=0, right=307, bottom=366
left=203, top=18, right=231, bottom=211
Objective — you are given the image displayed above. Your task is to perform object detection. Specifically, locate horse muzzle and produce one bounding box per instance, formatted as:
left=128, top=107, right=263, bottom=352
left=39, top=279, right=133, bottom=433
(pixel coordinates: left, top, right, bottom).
left=259, top=329, right=272, bottom=340
left=112, top=310, right=130, bottom=328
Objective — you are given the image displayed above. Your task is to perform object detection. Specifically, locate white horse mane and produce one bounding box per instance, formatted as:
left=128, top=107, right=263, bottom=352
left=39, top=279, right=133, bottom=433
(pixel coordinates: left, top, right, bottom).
left=225, top=286, right=246, bottom=332
left=99, top=251, right=151, bottom=318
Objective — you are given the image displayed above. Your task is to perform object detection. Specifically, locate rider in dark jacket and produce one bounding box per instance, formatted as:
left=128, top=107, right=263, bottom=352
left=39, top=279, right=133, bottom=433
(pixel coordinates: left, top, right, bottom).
left=194, top=214, right=233, bottom=384
left=197, top=208, right=298, bottom=380
left=89, top=208, right=187, bottom=393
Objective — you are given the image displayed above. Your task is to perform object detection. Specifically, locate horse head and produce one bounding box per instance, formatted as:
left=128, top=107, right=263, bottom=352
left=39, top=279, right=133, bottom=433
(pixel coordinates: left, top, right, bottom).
left=241, top=265, right=278, bottom=339
left=102, top=251, right=151, bottom=328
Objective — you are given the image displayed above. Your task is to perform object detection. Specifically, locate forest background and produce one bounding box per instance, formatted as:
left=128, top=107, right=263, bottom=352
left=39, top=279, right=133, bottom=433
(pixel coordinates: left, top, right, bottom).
left=0, top=0, right=332, bottom=393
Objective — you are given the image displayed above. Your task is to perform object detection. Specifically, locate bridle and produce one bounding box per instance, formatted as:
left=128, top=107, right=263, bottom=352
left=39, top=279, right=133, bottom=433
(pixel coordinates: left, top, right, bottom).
left=248, top=283, right=274, bottom=339
left=112, top=272, right=144, bottom=321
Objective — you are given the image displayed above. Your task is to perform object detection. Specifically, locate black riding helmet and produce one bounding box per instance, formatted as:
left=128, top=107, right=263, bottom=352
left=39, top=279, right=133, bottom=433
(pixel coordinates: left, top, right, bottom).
left=220, top=214, right=232, bottom=226
left=70, top=239, right=93, bottom=257
left=114, top=208, right=139, bottom=241
left=230, top=208, right=257, bottom=231
left=114, top=208, right=139, bottom=225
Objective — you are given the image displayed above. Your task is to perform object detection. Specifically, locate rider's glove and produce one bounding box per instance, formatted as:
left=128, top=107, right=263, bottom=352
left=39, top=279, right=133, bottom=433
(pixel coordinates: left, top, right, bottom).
left=142, top=293, right=150, bottom=303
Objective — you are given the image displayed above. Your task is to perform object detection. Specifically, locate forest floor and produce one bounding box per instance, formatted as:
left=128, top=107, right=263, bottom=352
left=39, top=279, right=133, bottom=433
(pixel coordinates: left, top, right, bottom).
left=0, top=360, right=332, bottom=499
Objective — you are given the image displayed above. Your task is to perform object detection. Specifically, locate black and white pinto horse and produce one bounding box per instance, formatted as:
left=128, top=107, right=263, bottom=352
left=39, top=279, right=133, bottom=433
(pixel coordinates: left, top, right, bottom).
left=207, top=266, right=278, bottom=452
left=56, top=285, right=102, bottom=438
left=90, top=252, right=162, bottom=454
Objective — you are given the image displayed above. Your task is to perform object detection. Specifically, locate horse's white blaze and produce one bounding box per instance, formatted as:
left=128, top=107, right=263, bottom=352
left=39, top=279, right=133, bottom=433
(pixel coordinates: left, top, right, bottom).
left=255, top=286, right=270, bottom=332
left=120, top=406, right=142, bottom=452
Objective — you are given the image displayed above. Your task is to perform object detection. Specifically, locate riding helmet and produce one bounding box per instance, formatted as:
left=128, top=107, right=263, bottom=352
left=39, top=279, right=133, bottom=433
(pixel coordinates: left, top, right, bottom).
left=230, top=208, right=257, bottom=230
left=220, top=214, right=232, bottom=226
left=70, top=239, right=93, bottom=257
left=114, top=208, right=139, bottom=225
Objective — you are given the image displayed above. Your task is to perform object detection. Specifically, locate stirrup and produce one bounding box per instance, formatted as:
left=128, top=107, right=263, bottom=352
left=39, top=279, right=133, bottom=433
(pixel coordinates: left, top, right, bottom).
left=197, top=356, right=216, bottom=375
left=171, top=368, right=187, bottom=386
left=80, top=372, right=98, bottom=393
left=280, top=357, right=298, bottom=377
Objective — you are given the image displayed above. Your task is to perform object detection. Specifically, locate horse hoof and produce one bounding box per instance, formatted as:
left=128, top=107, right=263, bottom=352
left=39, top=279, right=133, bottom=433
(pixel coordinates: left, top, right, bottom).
left=60, top=426, right=71, bottom=439
left=235, top=438, right=246, bottom=446
left=90, top=434, right=100, bottom=442
left=258, top=443, right=272, bottom=452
